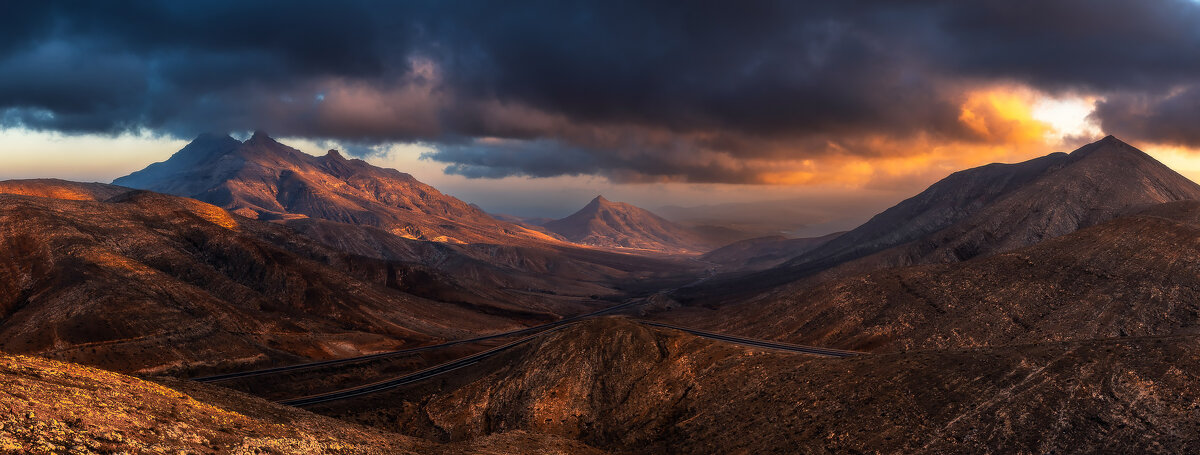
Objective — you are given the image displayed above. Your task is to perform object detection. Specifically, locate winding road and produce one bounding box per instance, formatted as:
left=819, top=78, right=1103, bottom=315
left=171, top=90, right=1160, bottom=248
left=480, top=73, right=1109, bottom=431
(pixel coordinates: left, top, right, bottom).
left=276, top=318, right=861, bottom=406
left=192, top=298, right=644, bottom=383
left=196, top=268, right=860, bottom=407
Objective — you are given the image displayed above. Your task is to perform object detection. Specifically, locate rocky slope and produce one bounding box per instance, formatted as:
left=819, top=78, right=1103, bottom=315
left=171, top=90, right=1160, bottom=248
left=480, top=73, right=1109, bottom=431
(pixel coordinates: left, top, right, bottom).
left=313, top=318, right=1200, bottom=454
left=783, top=135, right=1200, bottom=276
left=115, top=131, right=556, bottom=246
left=542, top=196, right=710, bottom=253
left=700, top=231, right=843, bottom=271
left=678, top=135, right=1200, bottom=302
left=0, top=351, right=603, bottom=454
left=663, top=200, right=1200, bottom=352
left=0, top=180, right=583, bottom=376
left=111, top=133, right=698, bottom=301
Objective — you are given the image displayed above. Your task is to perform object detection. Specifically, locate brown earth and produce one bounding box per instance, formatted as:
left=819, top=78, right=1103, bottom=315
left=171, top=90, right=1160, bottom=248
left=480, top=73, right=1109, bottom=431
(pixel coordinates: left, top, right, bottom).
left=111, top=132, right=702, bottom=305
left=700, top=231, right=843, bottom=271
left=310, top=317, right=1200, bottom=454
left=0, top=351, right=605, bottom=454
left=660, top=200, right=1200, bottom=353
left=677, top=135, right=1200, bottom=310
left=0, top=181, right=600, bottom=376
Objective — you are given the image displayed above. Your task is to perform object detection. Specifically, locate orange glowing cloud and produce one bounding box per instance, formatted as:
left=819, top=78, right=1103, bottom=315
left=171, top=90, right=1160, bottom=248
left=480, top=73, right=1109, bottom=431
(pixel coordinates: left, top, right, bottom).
left=751, top=86, right=1092, bottom=191
left=957, top=87, right=1052, bottom=144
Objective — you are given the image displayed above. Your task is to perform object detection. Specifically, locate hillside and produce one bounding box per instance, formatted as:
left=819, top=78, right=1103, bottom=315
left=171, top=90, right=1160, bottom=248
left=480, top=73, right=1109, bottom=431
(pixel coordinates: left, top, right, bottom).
left=700, top=231, right=843, bottom=271
left=0, top=181, right=581, bottom=376
left=784, top=135, right=1200, bottom=274
left=110, top=133, right=697, bottom=298
left=678, top=135, right=1200, bottom=301
left=0, top=351, right=603, bottom=454
left=542, top=196, right=710, bottom=253
left=310, top=317, right=1200, bottom=454
left=662, top=200, right=1200, bottom=352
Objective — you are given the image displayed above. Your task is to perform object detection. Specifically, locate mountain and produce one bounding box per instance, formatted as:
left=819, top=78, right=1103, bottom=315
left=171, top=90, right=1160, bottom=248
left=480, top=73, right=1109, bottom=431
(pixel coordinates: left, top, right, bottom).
left=542, top=196, right=710, bottom=253
left=0, top=351, right=602, bottom=454
left=662, top=200, right=1200, bottom=352
left=311, top=317, right=1200, bottom=454
left=786, top=135, right=1200, bottom=274
left=0, top=180, right=583, bottom=376
left=112, top=133, right=699, bottom=296
left=700, top=232, right=844, bottom=271
left=679, top=136, right=1200, bottom=301
left=115, top=131, right=555, bottom=245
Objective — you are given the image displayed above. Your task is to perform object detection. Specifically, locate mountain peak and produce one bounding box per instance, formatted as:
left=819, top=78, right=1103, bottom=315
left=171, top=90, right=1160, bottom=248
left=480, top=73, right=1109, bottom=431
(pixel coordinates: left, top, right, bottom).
left=192, top=132, right=236, bottom=143
left=114, top=133, right=544, bottom=245
left=247, top=130, right=273, bottom=143
left=780, top=135, right=1200, bottom=277
left=1069, top=134, right=1146, bottom=161
left=174, top=132, right=240, bottom=159
left=544, top=195, right=708, bottom=252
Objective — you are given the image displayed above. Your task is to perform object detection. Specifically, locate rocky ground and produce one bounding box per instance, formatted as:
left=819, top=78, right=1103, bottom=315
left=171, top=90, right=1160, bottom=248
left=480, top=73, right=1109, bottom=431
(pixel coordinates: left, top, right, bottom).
left=0, top=351, right=606, bottom=454
left=309, top=317, right=1200, bottom=454
left=661, top=200, right=1200, bottom=353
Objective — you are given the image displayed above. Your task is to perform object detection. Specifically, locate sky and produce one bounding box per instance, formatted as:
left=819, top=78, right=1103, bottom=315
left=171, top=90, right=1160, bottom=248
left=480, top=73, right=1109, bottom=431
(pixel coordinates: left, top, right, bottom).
left=3, top=1, right=1200, bottom=232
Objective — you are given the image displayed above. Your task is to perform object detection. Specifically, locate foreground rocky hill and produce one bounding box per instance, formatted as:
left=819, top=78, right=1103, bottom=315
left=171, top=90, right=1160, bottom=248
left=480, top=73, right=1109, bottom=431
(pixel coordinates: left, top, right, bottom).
left=0, top=351, right=603, bottom=454
left=309, top=317, right=1200, bottom=454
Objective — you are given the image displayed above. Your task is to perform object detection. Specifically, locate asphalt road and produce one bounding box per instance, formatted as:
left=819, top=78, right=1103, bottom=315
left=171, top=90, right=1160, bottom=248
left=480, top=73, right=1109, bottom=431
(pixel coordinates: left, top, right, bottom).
left=278, top=323, right=579, bottom=406
left=192, top=298, right=644, bottom=383
left=637, top=321, right=861, bottom=357
left=277, top=318, right=860, bottom=406
left=200, top=268, right=859, bottom=407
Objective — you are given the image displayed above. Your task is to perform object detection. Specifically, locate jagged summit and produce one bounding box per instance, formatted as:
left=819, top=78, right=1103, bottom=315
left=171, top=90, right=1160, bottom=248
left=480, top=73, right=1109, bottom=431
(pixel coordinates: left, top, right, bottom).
left=248, top=129, right=272, bottom=141
left=114, top=134, right=554, bottom=244
left=542, top=195, right=710, bottom=253
left=193, top=131, right=237, bottom=142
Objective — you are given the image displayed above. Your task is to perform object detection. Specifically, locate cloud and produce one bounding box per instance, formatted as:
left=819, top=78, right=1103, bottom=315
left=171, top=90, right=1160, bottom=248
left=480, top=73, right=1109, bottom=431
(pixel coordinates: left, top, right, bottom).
left=1, top=1, right=1199, bottom=184
left=1093, top=86, right=1200, bottom=147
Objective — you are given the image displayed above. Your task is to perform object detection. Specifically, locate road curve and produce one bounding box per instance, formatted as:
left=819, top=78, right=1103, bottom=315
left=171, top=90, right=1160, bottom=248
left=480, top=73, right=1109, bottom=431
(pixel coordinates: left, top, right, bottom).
left=192, top=299, right=643, bottom=383
left=278, top=323, right=579, bottom=407
left=637, top=321, right=862, bottom=357
left=277, top=318, right=859, bottom=406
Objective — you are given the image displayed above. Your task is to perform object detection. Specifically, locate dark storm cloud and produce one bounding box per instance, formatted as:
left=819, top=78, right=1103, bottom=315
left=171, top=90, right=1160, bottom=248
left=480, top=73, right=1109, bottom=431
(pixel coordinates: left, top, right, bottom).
left=1093, top=88, right=1200, bottom=147
left=2, top=0, right=1200, bottom=181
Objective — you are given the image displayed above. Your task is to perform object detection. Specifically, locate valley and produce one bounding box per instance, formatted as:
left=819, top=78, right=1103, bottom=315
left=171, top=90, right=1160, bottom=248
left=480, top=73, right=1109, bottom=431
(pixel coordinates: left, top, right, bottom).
left=5, top=134, right=1200, bottom=454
